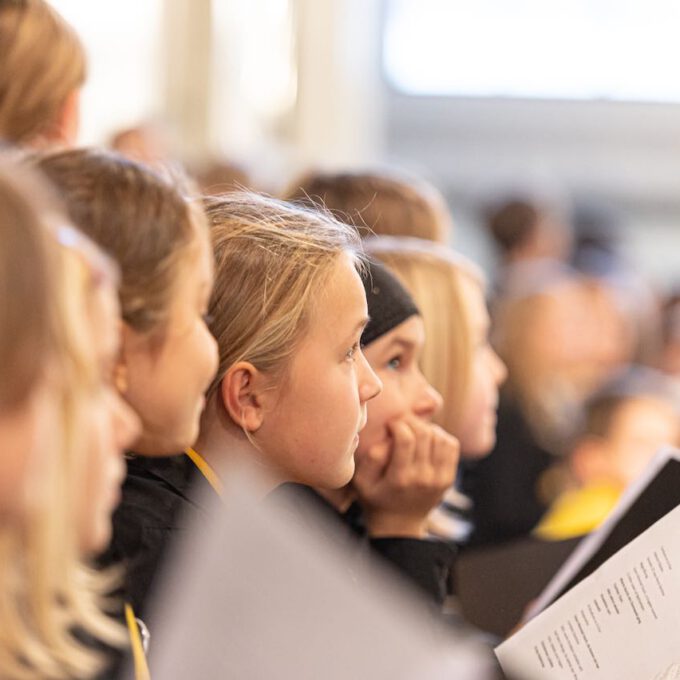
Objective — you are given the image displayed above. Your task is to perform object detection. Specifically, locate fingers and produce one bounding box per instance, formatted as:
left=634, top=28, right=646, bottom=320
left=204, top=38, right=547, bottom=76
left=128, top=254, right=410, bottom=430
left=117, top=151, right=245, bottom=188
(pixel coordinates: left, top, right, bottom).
left=385, top=418, right=417, bottom=474
left=354, top=441, right=390, bottom=489
left=401, top=413, right=433, bottom=468
left=430, top=424, right=459, bottom=488
left=388, top=415, right=454, bottom=479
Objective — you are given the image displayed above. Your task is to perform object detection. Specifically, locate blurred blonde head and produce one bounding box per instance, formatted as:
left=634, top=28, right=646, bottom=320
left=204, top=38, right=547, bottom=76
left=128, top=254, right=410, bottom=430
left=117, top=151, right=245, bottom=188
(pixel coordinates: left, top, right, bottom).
left=0, top=0, right=85, bottom=146
left=283, top=169, right=452, bottom=244
left=0, top=161, right=127, bottom=679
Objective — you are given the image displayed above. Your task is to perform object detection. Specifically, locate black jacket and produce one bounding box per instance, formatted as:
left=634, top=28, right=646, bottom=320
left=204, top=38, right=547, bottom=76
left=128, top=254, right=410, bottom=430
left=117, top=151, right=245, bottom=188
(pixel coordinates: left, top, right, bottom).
left=99, top=454, right=201, bottom=618
left=269, top=483, right=457, bottom=609
left=462, top=392, right=554, bottom=547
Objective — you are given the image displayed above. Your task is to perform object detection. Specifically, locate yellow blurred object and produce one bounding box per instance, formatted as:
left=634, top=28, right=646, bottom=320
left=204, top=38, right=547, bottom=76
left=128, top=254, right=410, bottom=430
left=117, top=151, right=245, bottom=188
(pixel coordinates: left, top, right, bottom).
left=534, top=482, right=622, bottom=540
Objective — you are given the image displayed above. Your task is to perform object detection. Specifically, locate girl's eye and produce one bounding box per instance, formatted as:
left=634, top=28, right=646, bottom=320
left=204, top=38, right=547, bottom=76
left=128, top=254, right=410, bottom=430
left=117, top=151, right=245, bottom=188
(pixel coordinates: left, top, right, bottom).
left=387, top=355, right=402, bottom=370
left=346, top=342, right=360, bottom=361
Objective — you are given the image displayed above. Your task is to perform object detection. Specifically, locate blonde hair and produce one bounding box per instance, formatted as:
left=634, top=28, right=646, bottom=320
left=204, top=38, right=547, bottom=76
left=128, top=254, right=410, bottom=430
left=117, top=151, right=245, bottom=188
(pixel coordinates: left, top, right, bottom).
left=0, top=0, right=85, bottom=145
left=364, top=236, right=485, bottom=436
left=204, top=192, right=361, bottom=400
left=0, top=162, right=125, bottom=678
left=37, top=148, right=206, bottom=336
left=283, top=169, right=451, bottom=244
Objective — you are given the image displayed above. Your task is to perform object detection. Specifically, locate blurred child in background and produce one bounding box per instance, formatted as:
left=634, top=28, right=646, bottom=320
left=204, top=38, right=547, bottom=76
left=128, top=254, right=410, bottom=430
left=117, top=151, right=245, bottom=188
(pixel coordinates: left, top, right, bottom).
left=536, top=367, right=680, bottom=540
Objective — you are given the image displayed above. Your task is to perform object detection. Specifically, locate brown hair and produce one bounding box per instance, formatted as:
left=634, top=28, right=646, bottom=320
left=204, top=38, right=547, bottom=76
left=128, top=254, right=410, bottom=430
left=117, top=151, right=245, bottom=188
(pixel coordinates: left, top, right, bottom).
left=37, top=148, right=205, bottom=335
left=580, top=367, right=680, bottom=440
left=204, top=192, right=361, bottom=399
left=485, top=198, right=540, bottom=254
left=283, top=169, right=451, bottom=243
left=364, top=237, right=484, bottom=436
left=0, top=0, right=85, bottom=145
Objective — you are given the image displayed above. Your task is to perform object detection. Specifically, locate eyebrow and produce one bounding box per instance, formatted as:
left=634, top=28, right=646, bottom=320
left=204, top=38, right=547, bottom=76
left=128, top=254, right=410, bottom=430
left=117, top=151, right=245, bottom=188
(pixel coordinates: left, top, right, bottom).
left=343, top=316, right=370, bottom=343
left=383, top=337, right=416, bottom=351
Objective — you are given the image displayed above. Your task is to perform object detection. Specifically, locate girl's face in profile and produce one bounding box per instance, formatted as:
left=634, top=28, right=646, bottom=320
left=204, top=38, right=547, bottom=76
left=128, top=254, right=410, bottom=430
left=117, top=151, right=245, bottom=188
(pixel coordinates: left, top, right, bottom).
left=0, top=369, right=61, bottom=518
left=0, top=259, right=140, bottom=555
left=79, top=281, right=140, bottom=554
left=357, top=315, right=443, bottom=454
left=455, top=275, right=507, bottom=458
left=254, top=253, right=382, bottom=489
left=122, top=227, right=219, bottom=456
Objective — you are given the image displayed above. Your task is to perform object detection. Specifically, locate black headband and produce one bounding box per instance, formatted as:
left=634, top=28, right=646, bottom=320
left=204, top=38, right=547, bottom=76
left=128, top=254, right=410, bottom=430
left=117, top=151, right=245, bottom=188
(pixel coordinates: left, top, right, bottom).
left=361, top=259, right=420, bottom=347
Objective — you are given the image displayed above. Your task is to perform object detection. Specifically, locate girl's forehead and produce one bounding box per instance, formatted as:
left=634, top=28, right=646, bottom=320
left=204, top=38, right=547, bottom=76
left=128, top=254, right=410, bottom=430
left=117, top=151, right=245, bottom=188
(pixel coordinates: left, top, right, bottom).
left=305, top=256, right=367, bottom=338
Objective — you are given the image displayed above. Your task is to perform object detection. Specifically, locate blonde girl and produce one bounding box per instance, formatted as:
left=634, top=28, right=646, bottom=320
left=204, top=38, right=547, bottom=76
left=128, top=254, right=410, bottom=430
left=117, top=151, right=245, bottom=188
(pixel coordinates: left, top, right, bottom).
left=364, top=237, right=506, bottom=458
left=37, top=148, right=219, bottom=458
left=0, top=160, right=139, bottom=679
left=36, top=150, right=219, bottom=659
left=283, top=169, right=452, bottom=244
left=362, top=237, right=506, bottom=543
left=194, top=192, right=382, bottom=492
left=0, top=0, right=85, bottom=147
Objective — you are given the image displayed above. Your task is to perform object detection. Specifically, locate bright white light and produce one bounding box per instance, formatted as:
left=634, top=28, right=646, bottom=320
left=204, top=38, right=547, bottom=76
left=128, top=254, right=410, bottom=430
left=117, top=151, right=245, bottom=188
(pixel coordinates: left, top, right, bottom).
left=49, top=0, right=163, bottom=144
left=384, top=0, right=680, bottom=102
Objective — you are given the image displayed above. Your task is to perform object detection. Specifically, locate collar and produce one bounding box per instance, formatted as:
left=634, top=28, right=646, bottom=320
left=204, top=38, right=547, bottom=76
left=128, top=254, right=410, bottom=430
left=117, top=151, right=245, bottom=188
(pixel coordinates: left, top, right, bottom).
left=185, top=447, right=223, bottom=496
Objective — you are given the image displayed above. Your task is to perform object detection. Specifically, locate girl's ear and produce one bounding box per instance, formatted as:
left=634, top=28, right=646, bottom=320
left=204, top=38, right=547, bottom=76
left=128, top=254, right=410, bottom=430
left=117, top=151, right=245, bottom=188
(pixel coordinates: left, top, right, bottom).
left=220, top=362, right=266, bottom=432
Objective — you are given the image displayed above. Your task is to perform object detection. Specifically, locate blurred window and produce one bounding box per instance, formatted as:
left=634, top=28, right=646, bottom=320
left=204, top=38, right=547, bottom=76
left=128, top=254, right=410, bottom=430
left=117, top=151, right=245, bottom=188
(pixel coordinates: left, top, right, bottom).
left=50, top=0, right=164, bottom=144
left=383, top=0, right=680, bottom=102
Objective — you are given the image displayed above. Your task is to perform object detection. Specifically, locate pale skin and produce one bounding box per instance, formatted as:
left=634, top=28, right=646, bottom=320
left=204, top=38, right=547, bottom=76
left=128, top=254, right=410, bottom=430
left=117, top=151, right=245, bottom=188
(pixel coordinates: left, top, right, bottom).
left=0, top=275, right=140, bottom=554
left=116, top=229, right=219, bottom=456
left=572, top=396, right=680, bottom=489
left=0, top=371, right=61, bottom=518
left=195, top=253, right=382, bottom=494
left=78, top=282, right=141, bottom=553
left=28, top=89, right=81, bottom=150
left=321, top=315, right=460, bottom=539
left=455, top=274, right=507, bottom=458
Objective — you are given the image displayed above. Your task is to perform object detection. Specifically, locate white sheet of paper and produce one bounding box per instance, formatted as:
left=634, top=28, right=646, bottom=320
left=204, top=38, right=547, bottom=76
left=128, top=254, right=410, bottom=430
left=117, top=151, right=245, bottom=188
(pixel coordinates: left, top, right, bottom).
left=496, top=502, right=680, bottom=680
left=144, top=466, right=494, bottom=680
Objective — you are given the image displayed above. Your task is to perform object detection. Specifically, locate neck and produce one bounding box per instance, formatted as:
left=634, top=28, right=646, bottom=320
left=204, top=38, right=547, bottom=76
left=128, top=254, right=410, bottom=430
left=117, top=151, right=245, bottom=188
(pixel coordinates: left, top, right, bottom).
left=194, top=398, right=285, bottom=497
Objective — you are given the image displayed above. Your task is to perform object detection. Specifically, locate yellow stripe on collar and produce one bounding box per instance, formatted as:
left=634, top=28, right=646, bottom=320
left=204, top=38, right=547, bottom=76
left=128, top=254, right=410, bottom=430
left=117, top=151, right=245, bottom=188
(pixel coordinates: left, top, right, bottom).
left=124, top=603, right=151, bottom=680
left=185, top=447, right=223, bottom=496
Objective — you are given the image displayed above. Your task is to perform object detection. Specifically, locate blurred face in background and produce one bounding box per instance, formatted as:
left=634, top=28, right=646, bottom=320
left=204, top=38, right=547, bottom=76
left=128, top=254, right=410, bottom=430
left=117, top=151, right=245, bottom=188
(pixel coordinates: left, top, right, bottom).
left=0, top=369, right=60, bottom=518
left=600, top=396, right=679, bottom=487
left=78, top=282, right=140, bottom=553
left=455, top=275, right=507, bottom=457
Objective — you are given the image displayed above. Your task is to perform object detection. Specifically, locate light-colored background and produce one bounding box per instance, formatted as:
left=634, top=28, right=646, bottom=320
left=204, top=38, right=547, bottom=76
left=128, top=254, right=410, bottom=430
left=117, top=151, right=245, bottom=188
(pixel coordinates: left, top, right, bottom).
left=51, top=0, right=680, bottom=287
